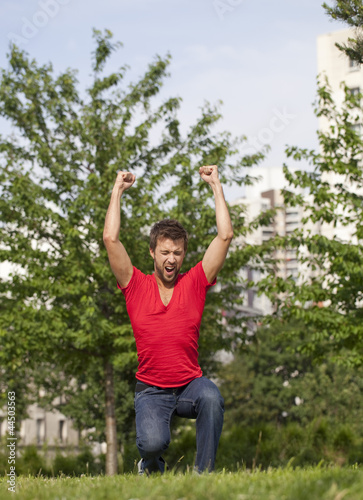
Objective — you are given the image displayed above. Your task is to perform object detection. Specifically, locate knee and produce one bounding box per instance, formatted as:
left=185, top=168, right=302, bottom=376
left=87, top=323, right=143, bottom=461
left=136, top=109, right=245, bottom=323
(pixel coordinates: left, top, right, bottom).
left=198, top=385, right=224, bottom=413
left=136, top=434, right=170, bottom=457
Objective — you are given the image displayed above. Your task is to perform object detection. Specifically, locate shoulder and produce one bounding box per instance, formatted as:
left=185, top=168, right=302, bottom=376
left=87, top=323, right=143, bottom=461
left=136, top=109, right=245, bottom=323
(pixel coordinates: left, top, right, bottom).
left=117, top=267, right=152, bottom=293
left=180, top=261, right=216, bottom=289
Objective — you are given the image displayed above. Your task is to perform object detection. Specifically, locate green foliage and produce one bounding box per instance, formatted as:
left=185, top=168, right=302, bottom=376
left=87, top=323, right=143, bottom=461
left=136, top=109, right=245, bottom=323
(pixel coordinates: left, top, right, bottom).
left=218, top=321, right=314, bottom=428
left=52, top=446, right=103, bottom=476
left=16, top=446, right=49, bottom=477
left=0, top=29, right=264, bottom=456
left=217, top=420, right=363, bottom=469
left=0, top=442, right=104, bottom=477
left=0, top=443, right=49, bottom=476
left=214, top=320, right=363, bottom=469
left=257, top=78, right=363, bottom=365
left=116, top=416, right=363, bottom=471
left=252, top=2, right=363, bottom=367
left=323, top=1, right=363, bottom=64
left=270, top=1, right=363, bottom=366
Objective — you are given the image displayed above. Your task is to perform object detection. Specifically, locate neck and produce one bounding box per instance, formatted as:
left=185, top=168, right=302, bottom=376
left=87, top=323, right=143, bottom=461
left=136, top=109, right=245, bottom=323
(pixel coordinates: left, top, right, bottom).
left=154, top=271, right=176, bottom=290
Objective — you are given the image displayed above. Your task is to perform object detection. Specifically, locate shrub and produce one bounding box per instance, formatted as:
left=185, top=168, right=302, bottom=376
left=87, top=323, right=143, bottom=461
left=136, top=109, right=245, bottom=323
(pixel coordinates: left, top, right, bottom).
left=280, top=422, right=305, bottom=459
left=0, top=448, right=8, bottom=475
left=333, top=426, right=355, bottom=451
left=312, top=419, right=329, bottom=447
left=53, top=445, right=101, bottom=476
left=14, top=445, right=50, bottom=476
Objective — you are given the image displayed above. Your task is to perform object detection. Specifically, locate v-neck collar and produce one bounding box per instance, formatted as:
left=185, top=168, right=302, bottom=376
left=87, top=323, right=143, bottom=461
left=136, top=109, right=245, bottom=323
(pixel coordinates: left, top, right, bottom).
left=152, top=273, right=179, bottom=309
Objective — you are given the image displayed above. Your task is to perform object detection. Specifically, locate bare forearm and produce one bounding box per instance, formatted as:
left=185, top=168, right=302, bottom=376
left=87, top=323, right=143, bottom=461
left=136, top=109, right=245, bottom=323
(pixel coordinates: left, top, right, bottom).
left=103, top=171, right=135, bottom=287
left=200, top=165, right=233, bottom=282
left=104, top=171, right=135, bottom=243
left=211, top=182, right=234, bottom=241
left=103, top=187, right=122, bottom=242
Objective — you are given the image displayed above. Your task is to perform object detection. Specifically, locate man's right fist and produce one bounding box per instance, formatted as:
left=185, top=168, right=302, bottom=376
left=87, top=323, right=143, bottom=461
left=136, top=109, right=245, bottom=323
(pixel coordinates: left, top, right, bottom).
left=115, top=170, right=136, bottom=192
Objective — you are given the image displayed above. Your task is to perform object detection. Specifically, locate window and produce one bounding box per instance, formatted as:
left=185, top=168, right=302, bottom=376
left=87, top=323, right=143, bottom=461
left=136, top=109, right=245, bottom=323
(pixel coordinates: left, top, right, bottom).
left=59, top=420, right=66, bottom=444
left=36, top=418, right=45, bottom=445
left=349, top=86, right=361, bottom=96
left=349, top=57, right=360, bottom=71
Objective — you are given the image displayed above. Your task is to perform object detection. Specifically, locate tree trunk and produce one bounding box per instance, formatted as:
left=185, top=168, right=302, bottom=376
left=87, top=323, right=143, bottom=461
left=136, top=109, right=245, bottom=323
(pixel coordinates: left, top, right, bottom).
left=105, top=360, right=118, bottom=475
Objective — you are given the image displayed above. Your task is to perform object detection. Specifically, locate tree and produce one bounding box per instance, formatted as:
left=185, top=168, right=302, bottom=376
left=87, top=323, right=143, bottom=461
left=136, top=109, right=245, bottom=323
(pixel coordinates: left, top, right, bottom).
left=216, top=318, right=363, bottom=468
left=219, top=319, right=363, bottom=431
left=0, top=29, right=264, bottom=474
left=218, top=321, right=313, bottom=428
left=323, top=0, right=363, bottom=63
left=256, top=1, right=363, bottom=366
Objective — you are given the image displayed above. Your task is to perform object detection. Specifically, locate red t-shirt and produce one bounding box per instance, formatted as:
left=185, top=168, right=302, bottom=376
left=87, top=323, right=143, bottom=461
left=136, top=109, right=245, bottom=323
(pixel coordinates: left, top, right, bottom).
left=118, top=261, right=216, bottom=388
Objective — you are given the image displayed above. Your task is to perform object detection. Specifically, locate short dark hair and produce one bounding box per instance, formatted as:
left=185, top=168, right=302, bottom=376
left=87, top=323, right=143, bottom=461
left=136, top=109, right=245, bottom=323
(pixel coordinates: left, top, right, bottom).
left=149, top=219, right=188, bottom=252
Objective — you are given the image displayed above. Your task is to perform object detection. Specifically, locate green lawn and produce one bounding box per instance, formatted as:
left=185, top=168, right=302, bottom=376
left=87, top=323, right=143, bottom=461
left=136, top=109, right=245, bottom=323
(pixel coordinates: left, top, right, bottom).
left=1, top=466, right=362, bottom=500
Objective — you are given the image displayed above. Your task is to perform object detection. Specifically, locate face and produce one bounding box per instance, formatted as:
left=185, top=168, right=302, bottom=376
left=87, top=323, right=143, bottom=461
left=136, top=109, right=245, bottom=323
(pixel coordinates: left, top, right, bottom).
left=149, top=237, right=186, bottom=286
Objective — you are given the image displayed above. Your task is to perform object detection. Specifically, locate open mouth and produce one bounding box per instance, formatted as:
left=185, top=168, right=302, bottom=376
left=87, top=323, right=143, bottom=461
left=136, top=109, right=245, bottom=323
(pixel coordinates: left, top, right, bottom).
left=165, top=266, right=175, bottom=276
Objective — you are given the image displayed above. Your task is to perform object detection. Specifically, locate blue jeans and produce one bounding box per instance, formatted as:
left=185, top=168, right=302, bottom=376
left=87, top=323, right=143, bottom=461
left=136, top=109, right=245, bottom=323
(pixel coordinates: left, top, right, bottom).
left=135, top=376, right=224, bottom=473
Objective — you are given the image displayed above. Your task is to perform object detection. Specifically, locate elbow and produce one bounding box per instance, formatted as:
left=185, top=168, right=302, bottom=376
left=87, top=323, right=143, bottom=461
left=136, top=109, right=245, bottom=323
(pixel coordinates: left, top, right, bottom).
left=225, top=231, right=234, bottom=241
left=220, top=231, right=233, bottom=242
left=103, top=232, right=117, bottom=245
left=103, top=231, right=110, bottom=245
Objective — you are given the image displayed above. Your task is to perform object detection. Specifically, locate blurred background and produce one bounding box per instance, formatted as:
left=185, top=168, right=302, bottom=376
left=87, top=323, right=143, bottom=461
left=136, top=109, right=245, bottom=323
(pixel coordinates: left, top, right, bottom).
left=2, top=0, right=363, bottom=477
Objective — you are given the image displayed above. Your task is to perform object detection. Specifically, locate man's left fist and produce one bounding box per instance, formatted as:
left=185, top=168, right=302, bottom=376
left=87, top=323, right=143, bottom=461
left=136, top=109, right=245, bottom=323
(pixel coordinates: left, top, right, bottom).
left=199, top=165, right=219, bottom=183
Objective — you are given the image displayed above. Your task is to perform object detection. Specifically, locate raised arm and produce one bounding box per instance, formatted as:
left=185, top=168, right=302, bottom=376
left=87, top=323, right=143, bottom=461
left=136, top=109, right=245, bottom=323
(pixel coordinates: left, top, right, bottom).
left=200, top=165, right=233, bottom=283
left=103, top=171, right=136, bottom=288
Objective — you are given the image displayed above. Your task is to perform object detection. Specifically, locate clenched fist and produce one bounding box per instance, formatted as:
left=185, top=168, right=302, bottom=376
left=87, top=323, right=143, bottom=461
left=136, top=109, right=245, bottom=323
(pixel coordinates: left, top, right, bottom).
left=199, top=165, right=220, bottom=185
left=114, top=170, right=136, bottom=193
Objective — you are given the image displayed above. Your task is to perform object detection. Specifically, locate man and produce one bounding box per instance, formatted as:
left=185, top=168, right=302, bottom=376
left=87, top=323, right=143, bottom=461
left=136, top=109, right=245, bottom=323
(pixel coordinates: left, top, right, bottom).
left=103, top=165, right=233, bottom=474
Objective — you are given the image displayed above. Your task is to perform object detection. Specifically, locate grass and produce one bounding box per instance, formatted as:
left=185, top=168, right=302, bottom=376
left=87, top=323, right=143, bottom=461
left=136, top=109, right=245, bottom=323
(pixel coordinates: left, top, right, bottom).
left=1, top=466, right=362, bottom=500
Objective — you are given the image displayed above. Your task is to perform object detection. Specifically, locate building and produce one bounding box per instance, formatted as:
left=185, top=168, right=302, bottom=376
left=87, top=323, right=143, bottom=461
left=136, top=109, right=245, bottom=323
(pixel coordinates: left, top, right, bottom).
left=231, top=28, right=363, bottom=319
left=0, top=396, right=80, bottom=453
left=317, top=28, right=363, bottom=244
left=232, top=181, right=321, bottom=317
left=317, top=28, right=363, bottom=110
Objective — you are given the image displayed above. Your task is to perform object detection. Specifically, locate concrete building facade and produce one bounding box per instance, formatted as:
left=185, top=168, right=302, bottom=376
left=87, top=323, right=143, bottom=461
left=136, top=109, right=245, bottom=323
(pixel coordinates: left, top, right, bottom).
left=0, top=397, right=80, bottom=451
left=317, top=28, right=363, bottom=244
left=232, top=182, right=321, bottom=317
left=232, top=28, right=362, bottom=319
left=317, top=28, right=363, bottom=109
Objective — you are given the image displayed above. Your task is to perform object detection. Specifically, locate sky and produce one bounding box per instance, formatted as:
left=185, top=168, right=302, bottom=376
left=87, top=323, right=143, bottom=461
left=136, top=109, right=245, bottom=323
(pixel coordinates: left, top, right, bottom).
left=1, top=0, right=344, bottom=201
